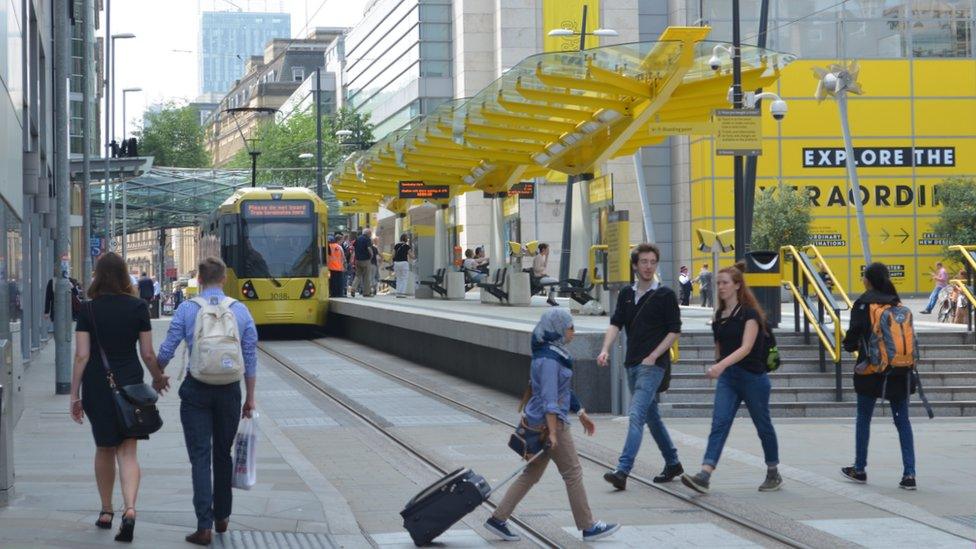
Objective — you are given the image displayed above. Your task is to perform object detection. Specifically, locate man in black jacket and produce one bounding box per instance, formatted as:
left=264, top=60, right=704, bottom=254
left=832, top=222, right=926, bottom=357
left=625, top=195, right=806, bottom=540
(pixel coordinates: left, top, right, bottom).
left=597, top=243, right=683, bottom=490
left=138, top=272, right=155, bottom=305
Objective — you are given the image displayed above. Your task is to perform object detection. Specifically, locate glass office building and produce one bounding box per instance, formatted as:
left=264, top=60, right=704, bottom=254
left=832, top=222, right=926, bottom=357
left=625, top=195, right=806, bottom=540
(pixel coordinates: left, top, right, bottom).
left=199, top=11, right=291, bottom=95
left=344, top=0, right=453, bottom=139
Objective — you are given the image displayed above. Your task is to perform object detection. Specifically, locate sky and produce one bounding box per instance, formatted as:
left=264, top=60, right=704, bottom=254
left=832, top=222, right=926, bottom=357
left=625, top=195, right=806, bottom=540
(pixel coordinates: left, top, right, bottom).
left=106, top=0, right=370, bottom=138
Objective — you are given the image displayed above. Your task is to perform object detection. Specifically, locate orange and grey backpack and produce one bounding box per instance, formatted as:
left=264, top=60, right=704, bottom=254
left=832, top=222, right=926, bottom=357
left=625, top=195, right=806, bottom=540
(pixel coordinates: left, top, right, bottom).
left=858, top=303, right=933, bottom=418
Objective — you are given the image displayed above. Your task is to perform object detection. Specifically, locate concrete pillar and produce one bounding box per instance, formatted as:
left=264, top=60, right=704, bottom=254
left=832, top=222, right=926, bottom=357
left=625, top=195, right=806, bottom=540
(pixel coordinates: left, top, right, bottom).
left=490, top=198, right=504, bottom=268
left=433, top=206, right=446, bottom=269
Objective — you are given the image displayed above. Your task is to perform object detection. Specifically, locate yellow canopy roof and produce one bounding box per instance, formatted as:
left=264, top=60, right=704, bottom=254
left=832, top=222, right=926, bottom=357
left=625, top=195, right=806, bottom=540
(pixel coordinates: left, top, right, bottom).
left=334, top=26, right=796, bottom=214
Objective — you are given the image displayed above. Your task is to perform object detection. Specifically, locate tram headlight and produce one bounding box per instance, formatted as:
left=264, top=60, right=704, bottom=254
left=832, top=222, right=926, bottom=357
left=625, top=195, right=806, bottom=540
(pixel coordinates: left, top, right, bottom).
left=241, top=280, right=258, bottom=299
left=300, top=279, right=316, bottom=299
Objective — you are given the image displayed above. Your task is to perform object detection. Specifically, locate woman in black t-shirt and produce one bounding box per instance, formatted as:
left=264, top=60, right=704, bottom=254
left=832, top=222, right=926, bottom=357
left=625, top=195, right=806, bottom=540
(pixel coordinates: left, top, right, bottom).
left=681, top=263, right=781, bottom=495
left=392, top=233, right=414, bottom=297
left=69, top=252, right=169, bottom=541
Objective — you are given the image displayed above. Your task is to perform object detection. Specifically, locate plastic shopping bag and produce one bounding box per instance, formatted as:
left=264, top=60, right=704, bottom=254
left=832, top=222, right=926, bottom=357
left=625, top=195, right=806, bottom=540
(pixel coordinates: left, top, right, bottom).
left=232, top=413, right=257, bottom=490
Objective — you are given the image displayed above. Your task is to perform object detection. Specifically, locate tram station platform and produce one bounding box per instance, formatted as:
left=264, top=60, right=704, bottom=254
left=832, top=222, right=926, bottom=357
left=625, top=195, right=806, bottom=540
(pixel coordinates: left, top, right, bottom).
left=327, top=293, right=975, bottom=416
left=2, top=321, right=973, bottom=548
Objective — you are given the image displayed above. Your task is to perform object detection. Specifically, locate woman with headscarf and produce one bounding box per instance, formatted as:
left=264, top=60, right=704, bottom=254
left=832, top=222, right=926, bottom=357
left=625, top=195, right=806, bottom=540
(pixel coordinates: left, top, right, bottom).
left=484, top=308, right=620, bottom=543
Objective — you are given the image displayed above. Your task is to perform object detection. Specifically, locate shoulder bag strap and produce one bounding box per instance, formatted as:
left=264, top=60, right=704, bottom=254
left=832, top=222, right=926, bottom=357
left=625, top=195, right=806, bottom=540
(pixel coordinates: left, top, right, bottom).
left=87, top=301, right=117, bottom=389
left=628, top=287, right=658, bottom=333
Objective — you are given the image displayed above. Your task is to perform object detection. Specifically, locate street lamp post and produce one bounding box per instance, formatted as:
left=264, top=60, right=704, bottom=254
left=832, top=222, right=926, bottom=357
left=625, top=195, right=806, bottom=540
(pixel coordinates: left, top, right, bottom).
left=546, top=6, right=617, bottom=284
left=121, top=87, right=141, bottom=262
left=107, top=32, right=135, bottom=252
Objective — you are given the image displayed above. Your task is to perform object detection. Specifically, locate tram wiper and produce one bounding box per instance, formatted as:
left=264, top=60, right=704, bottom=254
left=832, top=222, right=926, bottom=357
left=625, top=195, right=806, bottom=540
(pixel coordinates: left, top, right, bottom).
left=270, top=277, right=282, bottom=288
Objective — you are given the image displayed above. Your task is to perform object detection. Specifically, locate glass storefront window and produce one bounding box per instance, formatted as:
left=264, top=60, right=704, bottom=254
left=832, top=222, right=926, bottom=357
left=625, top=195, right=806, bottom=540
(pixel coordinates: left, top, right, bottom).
left=843, top=19, right=909, bottom=57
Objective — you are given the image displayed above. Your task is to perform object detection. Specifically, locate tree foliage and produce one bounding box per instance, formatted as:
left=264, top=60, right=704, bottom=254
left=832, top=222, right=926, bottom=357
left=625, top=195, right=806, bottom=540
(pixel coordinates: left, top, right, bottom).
left=226, top=107, right=374, bottom=188
left=933, top=176, right=976, bottom=261
left=751, top=184, right=813, bottom=252
left=136, top=102, right=210, bottom=168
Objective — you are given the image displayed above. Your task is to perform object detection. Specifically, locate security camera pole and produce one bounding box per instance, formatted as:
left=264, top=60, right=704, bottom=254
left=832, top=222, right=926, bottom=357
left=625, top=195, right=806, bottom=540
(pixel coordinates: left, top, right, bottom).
left=731, top=0, right=746, bottom=261
left=742, top=0, right=771, bottom=250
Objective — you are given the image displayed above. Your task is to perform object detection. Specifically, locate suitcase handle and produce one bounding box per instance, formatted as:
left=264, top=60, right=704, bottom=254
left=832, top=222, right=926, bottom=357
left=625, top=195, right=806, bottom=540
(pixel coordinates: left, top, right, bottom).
left=486, top=451, right=544, bottom=498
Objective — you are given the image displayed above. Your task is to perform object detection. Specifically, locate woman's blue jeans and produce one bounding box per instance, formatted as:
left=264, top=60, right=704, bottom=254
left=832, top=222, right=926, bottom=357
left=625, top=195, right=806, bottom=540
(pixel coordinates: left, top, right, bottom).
left=703, top=367, right=779, bottom=468
left=615, top=365, right=679, bottom=473
left=855, top=393, right=916, bottom=476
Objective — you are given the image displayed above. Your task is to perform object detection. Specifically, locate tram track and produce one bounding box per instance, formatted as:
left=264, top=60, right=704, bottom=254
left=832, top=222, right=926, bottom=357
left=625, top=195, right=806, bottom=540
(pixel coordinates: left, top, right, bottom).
left=294, top=338, right=814, bottom=549
left=257, top=343, right=564, bottom=549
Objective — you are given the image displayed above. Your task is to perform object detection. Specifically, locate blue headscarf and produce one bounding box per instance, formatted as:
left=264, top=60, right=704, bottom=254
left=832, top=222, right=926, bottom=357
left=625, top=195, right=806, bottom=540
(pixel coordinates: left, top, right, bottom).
left=531, top=308, right=574, bottom=369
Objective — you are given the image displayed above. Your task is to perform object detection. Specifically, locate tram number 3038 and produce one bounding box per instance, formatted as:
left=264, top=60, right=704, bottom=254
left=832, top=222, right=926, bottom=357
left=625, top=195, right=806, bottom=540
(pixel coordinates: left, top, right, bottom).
left=270, top=292, right=290, bottom=300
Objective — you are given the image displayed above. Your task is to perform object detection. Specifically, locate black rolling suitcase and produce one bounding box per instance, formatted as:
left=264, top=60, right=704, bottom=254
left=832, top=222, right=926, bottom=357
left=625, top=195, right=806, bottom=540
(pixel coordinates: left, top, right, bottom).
left=400, top=452, right=543, bottom=546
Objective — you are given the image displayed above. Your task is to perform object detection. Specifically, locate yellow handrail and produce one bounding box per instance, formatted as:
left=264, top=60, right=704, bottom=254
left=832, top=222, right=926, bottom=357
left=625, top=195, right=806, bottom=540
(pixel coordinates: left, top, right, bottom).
left=781, top=245, right=845, bottom=363
left=802, top=244, right=853, bottom=309
left=949, top=244, right=976, bottom=274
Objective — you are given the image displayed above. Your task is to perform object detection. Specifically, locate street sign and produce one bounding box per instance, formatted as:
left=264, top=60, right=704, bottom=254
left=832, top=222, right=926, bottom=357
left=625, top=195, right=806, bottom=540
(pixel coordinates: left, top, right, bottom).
left=714, top=109, right=762, bottom=156
left=399, top=181, right=450, bottom=199
left=606, top=210, right=630, bottom=285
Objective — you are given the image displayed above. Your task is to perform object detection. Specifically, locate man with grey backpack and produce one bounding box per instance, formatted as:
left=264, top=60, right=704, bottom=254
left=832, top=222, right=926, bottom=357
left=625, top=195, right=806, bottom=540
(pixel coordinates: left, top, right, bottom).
left=157, top=257, right=258, bottom=545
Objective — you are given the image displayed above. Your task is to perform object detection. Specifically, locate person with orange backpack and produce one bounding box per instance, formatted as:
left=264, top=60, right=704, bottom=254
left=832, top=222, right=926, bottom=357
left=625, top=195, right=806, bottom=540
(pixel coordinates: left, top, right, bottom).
left=841, top=262, right=930, bottom=491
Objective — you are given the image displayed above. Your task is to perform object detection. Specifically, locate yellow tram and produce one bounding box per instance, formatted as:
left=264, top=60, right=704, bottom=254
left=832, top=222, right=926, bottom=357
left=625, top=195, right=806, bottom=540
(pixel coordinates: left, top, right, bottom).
left=200, top=186, right=329, bottom=327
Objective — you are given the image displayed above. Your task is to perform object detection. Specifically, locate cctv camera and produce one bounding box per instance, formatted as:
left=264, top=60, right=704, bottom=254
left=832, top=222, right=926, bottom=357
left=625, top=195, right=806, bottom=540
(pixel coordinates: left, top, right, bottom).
left=708, top=55, right=722, bottom=71
left=350, top=198, right=358, bottom=205
left=770, top=99, right=787, bottom=121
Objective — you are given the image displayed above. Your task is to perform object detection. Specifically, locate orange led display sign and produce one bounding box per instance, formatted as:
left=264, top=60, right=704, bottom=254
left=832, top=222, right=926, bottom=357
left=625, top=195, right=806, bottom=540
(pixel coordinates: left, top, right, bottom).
left=509, top=181, right=535, bottom=199
left=398, top=181, right=450, bottom=199
left=243, top=201, right=311, bottom=217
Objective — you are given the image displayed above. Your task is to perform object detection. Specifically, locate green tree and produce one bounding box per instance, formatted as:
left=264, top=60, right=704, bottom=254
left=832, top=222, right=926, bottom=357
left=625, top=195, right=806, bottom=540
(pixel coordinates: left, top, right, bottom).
left=751, top=183, right=813, bottom=252
left=136, top=102, right=210, bottom=168
left=227, top=107, right=374, bottom=187
left=933, top=176, right=976, bottom=260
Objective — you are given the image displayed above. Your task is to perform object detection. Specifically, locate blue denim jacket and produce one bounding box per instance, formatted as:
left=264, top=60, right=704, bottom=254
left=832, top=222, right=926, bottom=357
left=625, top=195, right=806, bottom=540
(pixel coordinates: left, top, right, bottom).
left=523, top=356, right=574, bottom=426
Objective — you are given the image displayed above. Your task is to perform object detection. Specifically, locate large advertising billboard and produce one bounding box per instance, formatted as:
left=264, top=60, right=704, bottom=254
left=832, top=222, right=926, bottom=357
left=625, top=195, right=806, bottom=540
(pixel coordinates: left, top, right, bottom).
left=690, top=59, right=976, bottom=293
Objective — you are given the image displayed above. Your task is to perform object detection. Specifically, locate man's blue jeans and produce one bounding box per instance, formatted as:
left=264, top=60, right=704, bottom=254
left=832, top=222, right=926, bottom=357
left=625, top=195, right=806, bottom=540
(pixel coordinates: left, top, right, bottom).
left=924, top=286, right=942, bottom=312
left=703, top=367, right=779, bottom=468
left=179, top=376, right=242, bottom=530
left=616, top=365, right=679, bottom=473
left=855, top=393, right=916, bottom=476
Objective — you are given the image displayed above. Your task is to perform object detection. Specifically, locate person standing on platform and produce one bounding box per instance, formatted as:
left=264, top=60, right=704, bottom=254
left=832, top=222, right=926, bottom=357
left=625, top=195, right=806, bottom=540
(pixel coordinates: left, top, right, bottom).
left=696, top=264, right=713, bottom=308
left=678, top=265, right=692, bottom=306
left=342, top=233, right=356, bottom=295
left=352, top=229, right=374, bottom=297
left=370, top=235, right=381, bottom=295
left=920, top=261, right=948, bottom=314
left=598, top=243, right=684, bottom=490
left=484, top=308, right=620, bottom=543
left=681, top=263, right=782, bottom=494
left=840, top=262, right=918, bottom=490
left=392, top=233, right=414, bottom=298
left=157, top=257, right=258, bottom=545
left=327, top=236, right=346, bottom=298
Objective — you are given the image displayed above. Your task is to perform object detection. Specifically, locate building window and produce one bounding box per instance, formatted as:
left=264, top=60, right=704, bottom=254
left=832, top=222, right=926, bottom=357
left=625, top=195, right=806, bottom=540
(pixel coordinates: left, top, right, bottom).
left=292, top=66, right=305, bottom=81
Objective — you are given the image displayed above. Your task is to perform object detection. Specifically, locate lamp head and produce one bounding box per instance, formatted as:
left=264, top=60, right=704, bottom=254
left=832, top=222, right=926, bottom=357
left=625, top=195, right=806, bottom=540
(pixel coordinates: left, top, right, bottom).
left=547, top=28, right=574, bottom=37
left=112, top=33, right=136, bottom=40
left=592, top=28, right=618, bottom=37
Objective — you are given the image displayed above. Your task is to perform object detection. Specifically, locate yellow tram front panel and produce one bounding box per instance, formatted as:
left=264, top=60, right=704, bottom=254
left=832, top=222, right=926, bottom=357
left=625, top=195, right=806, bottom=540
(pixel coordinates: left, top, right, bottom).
left=224, top=269, right=328, bottom=327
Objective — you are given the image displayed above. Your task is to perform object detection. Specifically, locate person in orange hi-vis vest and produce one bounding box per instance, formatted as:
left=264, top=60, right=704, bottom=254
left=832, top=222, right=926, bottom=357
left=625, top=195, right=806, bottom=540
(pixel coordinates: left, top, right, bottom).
left=327, top=236, right=346, bottom=298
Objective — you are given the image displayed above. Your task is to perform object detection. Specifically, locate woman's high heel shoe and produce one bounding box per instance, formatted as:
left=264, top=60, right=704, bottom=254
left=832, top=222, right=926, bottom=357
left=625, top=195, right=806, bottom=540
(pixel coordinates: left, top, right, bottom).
left=95, top=510, right=114, bottom=529
left=114, top=508, right=135, bottom=543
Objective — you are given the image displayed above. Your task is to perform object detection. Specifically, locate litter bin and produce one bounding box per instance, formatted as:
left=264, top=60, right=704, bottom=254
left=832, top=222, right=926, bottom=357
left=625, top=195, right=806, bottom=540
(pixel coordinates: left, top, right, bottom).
left=745, top=251, right=781, bottom=329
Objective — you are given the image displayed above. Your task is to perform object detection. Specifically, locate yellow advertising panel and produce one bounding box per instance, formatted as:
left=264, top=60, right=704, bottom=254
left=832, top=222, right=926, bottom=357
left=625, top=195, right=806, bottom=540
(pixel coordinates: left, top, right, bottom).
left=606, top=210, right=630, bottom=285
left=502, top=194, right=520, bottom=218
left=588, top=174, right=613, bottom=206
left=543, top=0, right=600, bottom=53
left=690, top=59, right=976, bottom=293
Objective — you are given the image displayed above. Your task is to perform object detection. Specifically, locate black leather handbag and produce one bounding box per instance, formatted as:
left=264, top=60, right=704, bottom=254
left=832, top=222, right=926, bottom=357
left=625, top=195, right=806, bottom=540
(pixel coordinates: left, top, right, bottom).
left=89, top=303, right=163, bottom=437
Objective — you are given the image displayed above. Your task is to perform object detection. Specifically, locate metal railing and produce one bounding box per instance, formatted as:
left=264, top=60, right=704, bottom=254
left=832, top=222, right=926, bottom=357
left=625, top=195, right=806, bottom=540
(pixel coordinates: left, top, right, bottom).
left=781, top=245, right=848, bottom=402
left=948, top=244, right=976, bottom=331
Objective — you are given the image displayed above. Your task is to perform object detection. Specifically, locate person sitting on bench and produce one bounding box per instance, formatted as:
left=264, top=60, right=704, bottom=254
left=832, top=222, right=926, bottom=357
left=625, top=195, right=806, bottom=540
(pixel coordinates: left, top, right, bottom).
left=533, top=243, right=559, bottom=307
left=462, top=249, right=485, bottom=283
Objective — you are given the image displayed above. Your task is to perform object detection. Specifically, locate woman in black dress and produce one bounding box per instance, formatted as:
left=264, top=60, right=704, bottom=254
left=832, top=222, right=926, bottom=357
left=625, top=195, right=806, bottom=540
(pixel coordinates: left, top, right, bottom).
left=69, top=253, right=169, bottom=542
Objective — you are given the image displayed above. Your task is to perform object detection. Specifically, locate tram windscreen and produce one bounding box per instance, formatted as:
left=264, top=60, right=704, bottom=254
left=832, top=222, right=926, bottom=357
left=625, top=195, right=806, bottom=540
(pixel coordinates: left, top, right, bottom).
left=239, top=201, right=317, bottom=279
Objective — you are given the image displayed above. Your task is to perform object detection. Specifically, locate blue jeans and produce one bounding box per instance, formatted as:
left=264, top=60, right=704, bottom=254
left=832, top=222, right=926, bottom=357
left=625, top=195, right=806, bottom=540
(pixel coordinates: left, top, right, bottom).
left=179, top=376, right=242, bottom=530
left=855, top=393, right=916, bottom=476
left=616, top=365, right=679, bottom=473
left=703, top=367, right=779, bottom=468
left=924, top=286, right=942, bottom=312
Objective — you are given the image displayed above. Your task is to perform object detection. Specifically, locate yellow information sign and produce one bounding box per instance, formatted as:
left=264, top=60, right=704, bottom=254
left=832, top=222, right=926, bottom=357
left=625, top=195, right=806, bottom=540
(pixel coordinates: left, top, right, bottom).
left=714, top=108, right=762, bottom=156
left=502, top=194, right=520, bottom=218
left=606, top=210, right=631, bottom=285
left=588, top=175, right=613, bottom=206
left=648, top=121, right=716, bottom=136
